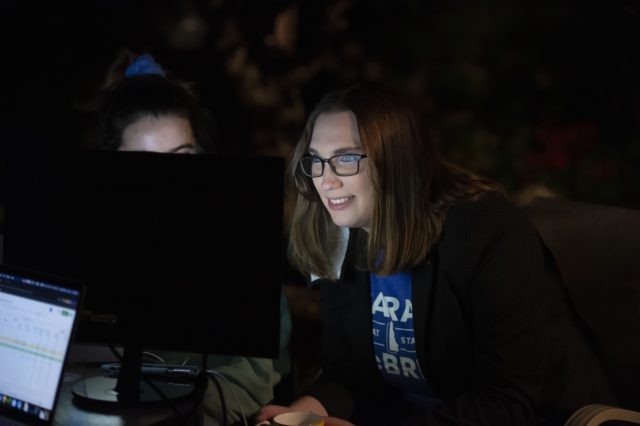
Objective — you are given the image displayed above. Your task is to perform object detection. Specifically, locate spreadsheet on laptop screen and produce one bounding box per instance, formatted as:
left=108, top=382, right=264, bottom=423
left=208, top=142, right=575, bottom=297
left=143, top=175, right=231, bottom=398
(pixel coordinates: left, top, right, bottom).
left=0, top=267, right=81, bottom=423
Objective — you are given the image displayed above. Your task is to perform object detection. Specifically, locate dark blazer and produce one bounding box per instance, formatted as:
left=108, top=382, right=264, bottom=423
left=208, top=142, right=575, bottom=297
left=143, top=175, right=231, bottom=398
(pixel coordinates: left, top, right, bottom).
left=305, top=193, right=616, bottom=426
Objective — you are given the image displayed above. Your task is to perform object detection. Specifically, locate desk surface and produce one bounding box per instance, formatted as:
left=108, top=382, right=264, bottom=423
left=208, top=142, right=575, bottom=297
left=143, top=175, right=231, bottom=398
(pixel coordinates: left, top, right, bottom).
left=54, top=366, right=204, bottom=426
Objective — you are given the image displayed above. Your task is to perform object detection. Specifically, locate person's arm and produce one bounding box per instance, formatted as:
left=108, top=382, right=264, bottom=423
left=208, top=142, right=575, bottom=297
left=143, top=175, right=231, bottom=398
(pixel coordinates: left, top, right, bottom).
left=301, top=251, right=363, bottom=420
left=420, top=203, right=552, bottom=425
left=206, top=290, right=292, bottom=424
left=299, top=230, right=388, bottom=421
left=274, top=288, right=293, bottom=379
left=205, top=355, right=281, bottom=424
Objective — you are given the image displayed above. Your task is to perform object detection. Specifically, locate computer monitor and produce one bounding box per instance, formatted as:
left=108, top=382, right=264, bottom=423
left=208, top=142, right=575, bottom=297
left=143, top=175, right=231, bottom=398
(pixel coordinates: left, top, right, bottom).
left=3, top=149, right=284, bottom=405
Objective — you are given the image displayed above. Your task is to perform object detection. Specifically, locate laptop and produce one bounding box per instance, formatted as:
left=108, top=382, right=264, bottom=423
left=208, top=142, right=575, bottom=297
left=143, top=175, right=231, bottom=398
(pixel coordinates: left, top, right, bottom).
left=0, top=263, right=83, bottom=425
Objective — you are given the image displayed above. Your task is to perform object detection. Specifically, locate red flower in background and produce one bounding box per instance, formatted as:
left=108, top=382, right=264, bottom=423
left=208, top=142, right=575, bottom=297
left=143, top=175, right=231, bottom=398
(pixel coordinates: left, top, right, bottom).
left=527, top=121, right=598, bottom=170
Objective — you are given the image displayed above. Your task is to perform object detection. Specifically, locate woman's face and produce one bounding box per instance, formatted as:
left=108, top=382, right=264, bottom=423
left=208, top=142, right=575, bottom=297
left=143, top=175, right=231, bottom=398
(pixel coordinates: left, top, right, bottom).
left=308, top=111, right=374, bottom=232
left=119, top=115, right=198, bottom=153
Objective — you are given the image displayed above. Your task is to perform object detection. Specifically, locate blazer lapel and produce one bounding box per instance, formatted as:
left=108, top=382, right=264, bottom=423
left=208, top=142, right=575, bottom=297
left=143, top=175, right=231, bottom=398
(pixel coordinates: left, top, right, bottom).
left=412, top=254, right=436, bottom=380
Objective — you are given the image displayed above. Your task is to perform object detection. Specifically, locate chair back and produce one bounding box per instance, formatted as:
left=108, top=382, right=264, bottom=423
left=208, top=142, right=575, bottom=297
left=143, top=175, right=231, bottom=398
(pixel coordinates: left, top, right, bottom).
left=522, top=196, right=640, bottom=410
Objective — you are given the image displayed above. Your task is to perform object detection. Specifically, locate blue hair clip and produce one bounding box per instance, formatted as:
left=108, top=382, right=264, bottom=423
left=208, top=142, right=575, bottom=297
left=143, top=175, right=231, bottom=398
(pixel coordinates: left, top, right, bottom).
left=124, top=54, right=166, bottom=78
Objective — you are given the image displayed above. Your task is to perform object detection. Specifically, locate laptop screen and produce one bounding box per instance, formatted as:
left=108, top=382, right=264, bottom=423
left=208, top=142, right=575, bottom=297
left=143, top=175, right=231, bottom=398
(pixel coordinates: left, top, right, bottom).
left=0, top=264, right=83, bottom=424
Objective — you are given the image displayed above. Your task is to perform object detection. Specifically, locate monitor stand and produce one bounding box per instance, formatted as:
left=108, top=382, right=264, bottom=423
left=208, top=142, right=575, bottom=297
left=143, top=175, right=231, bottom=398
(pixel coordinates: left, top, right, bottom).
left=71, top=341, right=198, bottom=407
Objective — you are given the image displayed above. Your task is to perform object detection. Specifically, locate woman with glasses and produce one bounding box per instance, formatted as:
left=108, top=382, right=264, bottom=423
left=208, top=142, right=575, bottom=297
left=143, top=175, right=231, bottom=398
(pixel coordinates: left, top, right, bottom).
left=256, top=82, right=615, bottom=425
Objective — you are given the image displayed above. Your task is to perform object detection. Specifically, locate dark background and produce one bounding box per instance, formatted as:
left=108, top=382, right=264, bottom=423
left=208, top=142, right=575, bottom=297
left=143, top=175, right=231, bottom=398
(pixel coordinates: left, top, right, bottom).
left=3, top=0, right=640, bottom=400
left=5, top=0, right=640, bottom=210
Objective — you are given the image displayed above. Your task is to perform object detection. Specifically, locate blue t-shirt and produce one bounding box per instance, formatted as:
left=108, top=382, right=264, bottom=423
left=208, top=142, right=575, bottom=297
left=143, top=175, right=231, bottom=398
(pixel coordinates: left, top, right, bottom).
left=370, top=270, right=441, bottom=408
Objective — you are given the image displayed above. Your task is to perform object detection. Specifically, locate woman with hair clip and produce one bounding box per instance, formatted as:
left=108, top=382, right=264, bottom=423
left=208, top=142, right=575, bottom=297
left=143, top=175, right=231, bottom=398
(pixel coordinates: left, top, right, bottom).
left=94, top=49, right=292, bottom=426
left=256, top=82, right=616, bottom=425
left=95, top=49, right=215, bottom=154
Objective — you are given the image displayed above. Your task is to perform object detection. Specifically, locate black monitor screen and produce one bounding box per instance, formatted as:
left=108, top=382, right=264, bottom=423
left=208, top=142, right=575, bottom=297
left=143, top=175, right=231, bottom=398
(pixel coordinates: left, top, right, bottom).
left=3, top=150, right=283, bottom=359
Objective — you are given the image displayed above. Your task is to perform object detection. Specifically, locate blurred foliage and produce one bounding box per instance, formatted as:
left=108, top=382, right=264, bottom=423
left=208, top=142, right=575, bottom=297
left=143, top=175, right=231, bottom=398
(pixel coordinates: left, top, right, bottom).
left=8, top=0, right=640, bottom=208
left=162, top=0, right=638, bottom=207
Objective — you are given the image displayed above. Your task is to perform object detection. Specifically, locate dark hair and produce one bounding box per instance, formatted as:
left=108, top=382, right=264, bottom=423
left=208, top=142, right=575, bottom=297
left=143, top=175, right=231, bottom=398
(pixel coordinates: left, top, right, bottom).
left=288, top=81, right=502, bottom=277
left=97, top=49, right=216, bottom=152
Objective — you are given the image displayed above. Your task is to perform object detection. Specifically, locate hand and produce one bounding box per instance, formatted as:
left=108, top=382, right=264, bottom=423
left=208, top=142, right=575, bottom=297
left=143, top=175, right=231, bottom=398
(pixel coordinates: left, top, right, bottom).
left=255, top=404, right=291, bottom=424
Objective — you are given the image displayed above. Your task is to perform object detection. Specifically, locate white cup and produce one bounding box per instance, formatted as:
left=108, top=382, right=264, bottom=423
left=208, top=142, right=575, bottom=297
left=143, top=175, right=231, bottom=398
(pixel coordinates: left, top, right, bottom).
left=273, top=411, right=325, bottom=426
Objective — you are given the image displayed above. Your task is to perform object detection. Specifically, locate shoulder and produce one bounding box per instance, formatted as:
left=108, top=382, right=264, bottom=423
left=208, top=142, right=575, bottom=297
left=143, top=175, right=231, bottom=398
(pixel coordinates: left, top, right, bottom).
left=438, top=191, right=539, bottom=263
left=447, top=191, right=515, bottom=223
left=445, top=191, right=530, bottom=236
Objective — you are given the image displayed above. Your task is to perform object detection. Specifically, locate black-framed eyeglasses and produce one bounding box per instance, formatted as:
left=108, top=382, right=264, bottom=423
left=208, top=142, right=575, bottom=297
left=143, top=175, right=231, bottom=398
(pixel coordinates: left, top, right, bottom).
left=300, top=154, right=368, bottom=178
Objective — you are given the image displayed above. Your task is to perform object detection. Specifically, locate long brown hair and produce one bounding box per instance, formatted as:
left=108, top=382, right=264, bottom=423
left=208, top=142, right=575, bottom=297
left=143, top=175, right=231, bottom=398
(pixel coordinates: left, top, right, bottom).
left=289, top=82, right=500, bottom=278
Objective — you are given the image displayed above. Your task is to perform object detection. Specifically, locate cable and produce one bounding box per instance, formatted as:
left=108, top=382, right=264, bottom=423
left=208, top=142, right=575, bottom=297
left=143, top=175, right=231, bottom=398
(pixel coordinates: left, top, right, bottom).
left=105, top=321, right=187, bottom=424
left=207, top=370, right=228, bottom=426
left=142, top=351, right=166, bottom=363
left=181, top=355, right=192, bottom=365
left=141, top=377, right=186, bottom=422
left=107, top=339, right=123, bottom=362
left=207, top=369, right=248, bottom=426
left=202, top=352, right=229, bottom=426
left=106, top=340, right=183, bottom=422
left=147, top=357, right=209, bottom=426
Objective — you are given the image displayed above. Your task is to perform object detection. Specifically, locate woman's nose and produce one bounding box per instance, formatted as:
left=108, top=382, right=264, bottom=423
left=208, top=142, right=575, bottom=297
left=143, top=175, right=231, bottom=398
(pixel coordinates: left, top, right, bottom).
left=321, top=166, right=342, bottom=190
